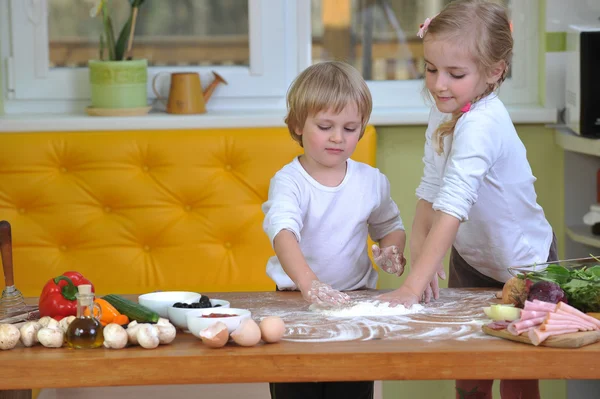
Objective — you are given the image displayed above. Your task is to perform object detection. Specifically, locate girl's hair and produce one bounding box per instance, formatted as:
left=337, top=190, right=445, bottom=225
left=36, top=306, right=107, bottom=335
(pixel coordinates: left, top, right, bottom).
left=285, top=61, right=373, bottom=147
left=424, top=0, right=513, bottom=154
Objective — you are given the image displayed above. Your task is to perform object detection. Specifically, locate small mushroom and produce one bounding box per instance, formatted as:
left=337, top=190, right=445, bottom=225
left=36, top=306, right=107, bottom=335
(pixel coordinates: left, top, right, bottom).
left=38, top=316, right=54, bottom=328
left=136, top=324, right=160, bottom=349
left=37, top=327, right=64, bottom=348
left=103, top=323, right=128, bottom=349
left=19, top=321, right=42, bottom=347
left=126, top=320, right=141, bottom=345
left=59, top=316, right=76, bottom=333
left=0, top=324, right=21, bottom=350
left=156, top=318, right=176, bottom=345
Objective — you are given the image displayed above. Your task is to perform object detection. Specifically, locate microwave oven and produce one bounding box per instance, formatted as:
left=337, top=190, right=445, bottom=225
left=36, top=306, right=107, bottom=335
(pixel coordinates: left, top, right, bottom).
left=565, top=25, right=600, bottom=137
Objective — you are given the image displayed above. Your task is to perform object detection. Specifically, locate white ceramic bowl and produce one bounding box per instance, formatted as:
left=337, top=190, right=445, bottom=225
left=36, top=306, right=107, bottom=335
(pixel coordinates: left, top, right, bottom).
left=167, top=299, right=231, bottom=330
left=138, top=291, right=201, bottom=318
left=186, top=307, right=251, bottom=337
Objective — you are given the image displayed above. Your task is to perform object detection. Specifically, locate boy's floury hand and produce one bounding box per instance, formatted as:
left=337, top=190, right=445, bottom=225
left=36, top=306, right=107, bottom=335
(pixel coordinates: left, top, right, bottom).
left=372, top=244, right=406, bottom=276
left=303, top=280, right=350, bottom=306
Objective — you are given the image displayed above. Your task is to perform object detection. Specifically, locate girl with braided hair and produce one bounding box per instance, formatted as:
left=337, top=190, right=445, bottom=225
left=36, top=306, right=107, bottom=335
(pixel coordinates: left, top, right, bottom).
left=380, top=2, right=556, bottom=397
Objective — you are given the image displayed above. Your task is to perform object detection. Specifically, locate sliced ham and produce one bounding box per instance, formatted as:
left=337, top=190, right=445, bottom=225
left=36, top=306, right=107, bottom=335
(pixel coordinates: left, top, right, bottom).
left=546, top=313, right=596, bottom=331
left=520, top=310, right=549, bottom=321
left=528, top=327, right=579, bottom=346
left=555, top=302, right=600, bottom=329
left=524, top=300, right=556, bottom=312
left=486, top=320, right=511, bottom=330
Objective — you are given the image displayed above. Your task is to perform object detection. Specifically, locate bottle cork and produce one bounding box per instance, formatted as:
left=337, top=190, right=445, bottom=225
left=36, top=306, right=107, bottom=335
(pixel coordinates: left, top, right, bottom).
left=77, top=284, right=92, bottom=295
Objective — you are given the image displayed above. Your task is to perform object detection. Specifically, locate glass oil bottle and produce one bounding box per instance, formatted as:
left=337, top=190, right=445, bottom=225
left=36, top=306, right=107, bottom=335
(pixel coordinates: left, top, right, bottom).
left=66, top=284, right=104, bottom=349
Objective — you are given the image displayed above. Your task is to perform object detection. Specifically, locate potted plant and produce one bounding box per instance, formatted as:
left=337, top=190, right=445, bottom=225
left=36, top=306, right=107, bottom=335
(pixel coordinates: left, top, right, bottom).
left=88, top=0, right=148, bottom=112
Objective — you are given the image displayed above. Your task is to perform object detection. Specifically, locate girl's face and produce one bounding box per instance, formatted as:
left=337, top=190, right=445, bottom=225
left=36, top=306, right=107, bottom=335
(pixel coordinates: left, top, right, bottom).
left=424, top=37, right=499, bottom=114
left=296, top=103, right=362, bottom=179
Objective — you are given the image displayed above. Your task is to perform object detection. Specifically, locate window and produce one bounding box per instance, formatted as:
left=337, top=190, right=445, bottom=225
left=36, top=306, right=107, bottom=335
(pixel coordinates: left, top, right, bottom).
left=1, top=0, right=539, bottom=114
left=2, top=0, right=297, bottom=112
left=307, top=0, right=537, bottom=108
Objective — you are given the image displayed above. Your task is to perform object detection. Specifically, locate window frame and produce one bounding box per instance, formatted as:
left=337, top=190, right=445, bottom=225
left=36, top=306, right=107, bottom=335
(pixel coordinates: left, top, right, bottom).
left=1, top=0, right=541, bottom=114
left=2, top=0, right=299, bottom=111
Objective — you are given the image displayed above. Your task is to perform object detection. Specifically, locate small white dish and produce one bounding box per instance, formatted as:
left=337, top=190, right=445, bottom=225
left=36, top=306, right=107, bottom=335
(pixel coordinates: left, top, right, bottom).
left=167, top=299, right=231, bottom=330
left=138, top=291, right=201, bottom=318
left=186, top=307, right=251, bottom=337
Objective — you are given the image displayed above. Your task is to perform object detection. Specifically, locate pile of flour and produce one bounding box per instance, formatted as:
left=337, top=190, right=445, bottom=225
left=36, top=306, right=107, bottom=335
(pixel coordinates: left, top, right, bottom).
left=309, top=300, right=424, bottom=317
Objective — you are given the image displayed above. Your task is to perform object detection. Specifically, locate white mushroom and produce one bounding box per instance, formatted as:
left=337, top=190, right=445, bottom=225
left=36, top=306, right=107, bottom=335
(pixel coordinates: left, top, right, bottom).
left=45, top=318, right=60, bottom=330
left=103, top=323, right=128, bottom=349
left=38, top=316, right=54, bottom=328
left=126, top=320, right=141, bottom=345
left=37, top=327, right=64, bottom=348
left=136, top=324, right=160, bottom=349
left=156, top=318, right=176, bottom=345
left=59, top=316, right=76, bottom=333
left=19, top=321, right=41, bottom=347
left=0, top=324, right=21, bottom=350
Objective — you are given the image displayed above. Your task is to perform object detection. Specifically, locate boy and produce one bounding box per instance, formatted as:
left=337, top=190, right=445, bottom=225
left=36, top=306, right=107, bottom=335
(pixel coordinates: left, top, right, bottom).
left=262, top=61, right=406, bottom=399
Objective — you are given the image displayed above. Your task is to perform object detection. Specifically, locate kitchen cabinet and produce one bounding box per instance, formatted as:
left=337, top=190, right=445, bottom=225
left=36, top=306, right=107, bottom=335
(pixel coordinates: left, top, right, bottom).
left=555, top=127, right=600, bottom=399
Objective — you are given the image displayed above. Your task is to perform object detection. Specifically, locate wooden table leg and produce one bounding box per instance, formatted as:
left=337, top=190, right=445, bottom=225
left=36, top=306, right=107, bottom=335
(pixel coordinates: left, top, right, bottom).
left=0, top=390, right=32, bottom=399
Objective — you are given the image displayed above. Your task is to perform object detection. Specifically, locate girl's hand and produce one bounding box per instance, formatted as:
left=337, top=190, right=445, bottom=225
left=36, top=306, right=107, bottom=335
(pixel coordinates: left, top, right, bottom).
left=372, top=244, right=406, bottom=276
left=302, top=280, right=351, bottom=306
left=376, top=286, right=421, bottom=309
left=422, top=265, right=446, bottom=303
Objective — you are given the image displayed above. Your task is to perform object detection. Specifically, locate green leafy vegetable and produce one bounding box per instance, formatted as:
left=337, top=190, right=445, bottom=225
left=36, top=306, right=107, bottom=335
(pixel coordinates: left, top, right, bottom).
left=518, top=264, right=600, bottom=312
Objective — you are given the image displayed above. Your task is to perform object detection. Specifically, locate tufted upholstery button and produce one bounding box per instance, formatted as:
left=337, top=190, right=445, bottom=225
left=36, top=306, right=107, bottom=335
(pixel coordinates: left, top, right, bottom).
left=104, top=206, right=112, bottom=213
left=60, top=167, right=67, bottom=173
left=184, top=205, right=192, bottom=212
left=143, top=245, right=151, bottom=252
left=224, top=242, right=232, bottom=249
left=224, top=164, right=232, bottom=171
left=59, top=245, right=67, bottom=252
left=18, top=208, right=25, bottom=214
left=142, top=165, right=149, bottom=172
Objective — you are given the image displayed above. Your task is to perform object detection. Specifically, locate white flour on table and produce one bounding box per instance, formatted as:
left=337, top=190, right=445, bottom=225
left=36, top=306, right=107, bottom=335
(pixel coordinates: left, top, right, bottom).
left=229, top=289, right=493, bottom=343
left=309, top=300, right=424, bottom=317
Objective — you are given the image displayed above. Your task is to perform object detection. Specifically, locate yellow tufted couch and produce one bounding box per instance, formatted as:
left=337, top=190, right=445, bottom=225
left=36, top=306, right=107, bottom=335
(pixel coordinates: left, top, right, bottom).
left=0, top=126, right=376, bottom=296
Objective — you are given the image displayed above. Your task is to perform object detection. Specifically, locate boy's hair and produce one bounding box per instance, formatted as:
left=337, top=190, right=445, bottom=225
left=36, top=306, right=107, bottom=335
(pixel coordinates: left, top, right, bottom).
left=285, top=61, right=373, bottom=147
left=425, top=0, right=513, bottom=154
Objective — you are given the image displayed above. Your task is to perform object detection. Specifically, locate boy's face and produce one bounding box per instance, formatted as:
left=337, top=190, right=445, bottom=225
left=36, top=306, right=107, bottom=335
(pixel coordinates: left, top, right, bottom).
left=296, top=103, right=362, bottom=172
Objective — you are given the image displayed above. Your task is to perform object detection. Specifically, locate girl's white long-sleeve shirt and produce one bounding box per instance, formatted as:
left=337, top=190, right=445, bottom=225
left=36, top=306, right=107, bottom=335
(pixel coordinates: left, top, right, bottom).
left=416, top=94, right=553, bottom=283
left=263, top=157, right=404, bottom=291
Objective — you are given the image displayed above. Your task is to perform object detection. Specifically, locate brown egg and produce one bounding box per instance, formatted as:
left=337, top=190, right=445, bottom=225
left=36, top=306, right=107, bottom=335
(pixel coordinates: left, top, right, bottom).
left=199, top=321, right=229, bottom=348
left=230, top=318, right=261, bottom=347
left=259, top=316, right=285, bottom=343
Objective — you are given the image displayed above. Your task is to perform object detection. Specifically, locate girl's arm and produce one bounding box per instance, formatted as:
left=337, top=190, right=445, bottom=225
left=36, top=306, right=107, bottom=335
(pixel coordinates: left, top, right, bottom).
left=379, top=211, right=459, bottom=306
left=273, top=230, right=350, bottom=305
left=410, top=199, right=446, bottom=301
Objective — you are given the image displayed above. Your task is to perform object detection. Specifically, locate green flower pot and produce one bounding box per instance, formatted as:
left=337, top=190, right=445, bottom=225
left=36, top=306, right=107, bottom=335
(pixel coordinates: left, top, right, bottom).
left=89, top=59, right=148, bottom=109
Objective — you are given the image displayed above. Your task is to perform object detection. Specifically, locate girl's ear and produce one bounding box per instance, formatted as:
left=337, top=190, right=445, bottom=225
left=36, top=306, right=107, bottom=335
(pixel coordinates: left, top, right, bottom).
left=295, top=127, right=303, bottom=137
left=487, top=60, right=506, bottom=84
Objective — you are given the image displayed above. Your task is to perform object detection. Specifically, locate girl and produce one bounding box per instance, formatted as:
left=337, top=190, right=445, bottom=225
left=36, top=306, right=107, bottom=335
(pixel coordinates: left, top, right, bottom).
left=379, top=1, right=556, bottom=398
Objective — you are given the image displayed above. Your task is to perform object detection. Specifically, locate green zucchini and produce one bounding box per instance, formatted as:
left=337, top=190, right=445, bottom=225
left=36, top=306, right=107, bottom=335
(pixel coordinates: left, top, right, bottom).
left=103, top=294, right=160, bottom=323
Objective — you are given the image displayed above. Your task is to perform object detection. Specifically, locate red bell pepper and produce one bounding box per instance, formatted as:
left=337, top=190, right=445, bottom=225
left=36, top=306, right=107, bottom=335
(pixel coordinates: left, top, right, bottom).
left=38, top=271, right=95, bottom=320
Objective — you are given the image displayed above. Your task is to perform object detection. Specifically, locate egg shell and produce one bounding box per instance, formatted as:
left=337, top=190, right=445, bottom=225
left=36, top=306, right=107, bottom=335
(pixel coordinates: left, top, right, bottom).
left=230, top=318, right=261, bottom=347
left=259, top=316, right=285, bottom=343
left=199, top=321, right=229, bottom=348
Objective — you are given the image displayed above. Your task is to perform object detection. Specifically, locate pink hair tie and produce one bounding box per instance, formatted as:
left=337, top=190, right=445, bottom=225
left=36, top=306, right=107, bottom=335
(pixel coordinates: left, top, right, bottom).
left=417, top=14, right=438, bottom=38
left=460, top=102, right=472, bottom=113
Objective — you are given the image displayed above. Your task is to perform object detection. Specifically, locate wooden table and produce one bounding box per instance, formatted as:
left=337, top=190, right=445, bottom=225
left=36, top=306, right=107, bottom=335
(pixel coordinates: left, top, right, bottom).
left=1, top=288, right=599, bottom=395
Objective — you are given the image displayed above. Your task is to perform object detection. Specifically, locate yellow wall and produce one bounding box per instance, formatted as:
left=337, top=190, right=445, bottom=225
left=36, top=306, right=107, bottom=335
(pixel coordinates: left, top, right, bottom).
left=374, top=124, right=565, bottom=399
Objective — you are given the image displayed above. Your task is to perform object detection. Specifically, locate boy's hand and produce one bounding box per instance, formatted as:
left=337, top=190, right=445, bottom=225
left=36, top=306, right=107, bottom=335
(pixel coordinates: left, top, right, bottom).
left=372, top=244, right=406, bottom=276
left=422, top=265, right=446, bottom=303
left=302, top=280, right=351, bottom=306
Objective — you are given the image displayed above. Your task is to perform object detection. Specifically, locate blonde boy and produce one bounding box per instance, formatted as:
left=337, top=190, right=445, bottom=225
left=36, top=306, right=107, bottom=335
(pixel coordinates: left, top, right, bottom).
left=262, top=61, right=406, bottom=398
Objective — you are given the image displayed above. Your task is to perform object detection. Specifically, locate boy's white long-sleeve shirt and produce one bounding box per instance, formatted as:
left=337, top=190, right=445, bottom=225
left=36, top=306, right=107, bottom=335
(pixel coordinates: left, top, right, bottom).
left=416, top=94, right=553, bottom=283
left=263, top=157, right=404, bottom=291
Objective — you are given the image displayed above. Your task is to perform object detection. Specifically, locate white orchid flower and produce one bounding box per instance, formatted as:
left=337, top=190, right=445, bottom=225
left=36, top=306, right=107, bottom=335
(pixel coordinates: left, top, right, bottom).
left=89, top=0, right=106, bottom=18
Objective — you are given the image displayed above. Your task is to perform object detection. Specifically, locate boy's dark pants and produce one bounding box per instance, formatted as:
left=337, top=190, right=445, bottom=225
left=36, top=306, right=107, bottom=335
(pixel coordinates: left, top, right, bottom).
left=269, top=381, right=374, bottom=399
